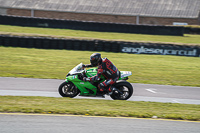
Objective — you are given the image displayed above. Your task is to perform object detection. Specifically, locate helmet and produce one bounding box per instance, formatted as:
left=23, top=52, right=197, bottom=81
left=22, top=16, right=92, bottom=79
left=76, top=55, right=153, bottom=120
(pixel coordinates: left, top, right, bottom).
left=90, top=53, right=102, bottom=66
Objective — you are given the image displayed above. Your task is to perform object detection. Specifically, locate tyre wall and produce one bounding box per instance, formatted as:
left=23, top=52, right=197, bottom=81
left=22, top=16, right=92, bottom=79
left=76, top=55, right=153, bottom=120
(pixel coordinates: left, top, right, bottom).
left=0, top=15, right=184, bottom=36
left=0, top=35, right=199, bottom=57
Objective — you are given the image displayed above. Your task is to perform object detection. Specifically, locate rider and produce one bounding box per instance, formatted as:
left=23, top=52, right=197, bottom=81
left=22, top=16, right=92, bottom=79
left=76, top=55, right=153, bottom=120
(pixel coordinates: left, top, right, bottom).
left=83, top=53, right=120, bottom=94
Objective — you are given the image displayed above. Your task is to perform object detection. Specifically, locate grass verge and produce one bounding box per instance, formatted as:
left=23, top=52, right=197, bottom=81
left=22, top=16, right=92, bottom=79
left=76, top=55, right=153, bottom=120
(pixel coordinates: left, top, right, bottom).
left=0, top=47, right=200, bottom=87
left=0, top=24, right=200, bottom=45
left=0, top=96, right=199, bottom=121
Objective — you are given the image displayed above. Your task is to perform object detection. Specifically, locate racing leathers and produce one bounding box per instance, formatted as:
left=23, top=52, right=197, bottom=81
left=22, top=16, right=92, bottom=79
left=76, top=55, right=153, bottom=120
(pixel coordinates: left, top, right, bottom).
left=84, top=58, right=120, bottom=92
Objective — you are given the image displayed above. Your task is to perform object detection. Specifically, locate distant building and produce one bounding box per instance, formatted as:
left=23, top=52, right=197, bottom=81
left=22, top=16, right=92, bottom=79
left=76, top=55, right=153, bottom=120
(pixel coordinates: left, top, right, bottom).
left=0, top=0, right=199, bottom=25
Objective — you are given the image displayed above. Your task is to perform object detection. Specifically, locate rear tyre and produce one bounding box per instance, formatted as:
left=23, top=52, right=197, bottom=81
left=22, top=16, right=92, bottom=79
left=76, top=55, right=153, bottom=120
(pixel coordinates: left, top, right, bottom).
left=110, top=81, right=133, bottom=100
left=58, top=81, right=80, bottom=98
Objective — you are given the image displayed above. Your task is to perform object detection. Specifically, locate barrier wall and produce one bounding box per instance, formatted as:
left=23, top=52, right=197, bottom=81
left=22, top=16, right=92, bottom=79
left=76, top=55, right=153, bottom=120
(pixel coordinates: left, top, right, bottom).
left=184, top=27, right=200, bottom=34
left=0, top=35, right=199, bottom=57
left=0, top=15, right=184, bottom=36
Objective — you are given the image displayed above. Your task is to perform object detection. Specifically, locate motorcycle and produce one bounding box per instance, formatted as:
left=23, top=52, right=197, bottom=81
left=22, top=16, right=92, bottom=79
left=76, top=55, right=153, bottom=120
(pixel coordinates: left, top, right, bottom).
left=58, top=63, right=133, bottom=100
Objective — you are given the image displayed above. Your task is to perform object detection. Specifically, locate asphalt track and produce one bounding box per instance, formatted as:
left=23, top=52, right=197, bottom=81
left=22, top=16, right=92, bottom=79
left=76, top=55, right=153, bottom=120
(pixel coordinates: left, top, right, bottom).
left=0, top=77, right=200, bottom=104
left=0, top=113, right=200, bottom=133
left=0, top=77, right=200, bottom=133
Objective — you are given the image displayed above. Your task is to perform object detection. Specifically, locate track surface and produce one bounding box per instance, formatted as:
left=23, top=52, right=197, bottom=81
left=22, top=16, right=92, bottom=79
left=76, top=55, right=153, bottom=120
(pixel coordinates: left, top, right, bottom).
left=0, top=114, right=199, bottom=133
left=0, top=77, right=200, bottom=104
left=0, top=77, right=200, bottom=133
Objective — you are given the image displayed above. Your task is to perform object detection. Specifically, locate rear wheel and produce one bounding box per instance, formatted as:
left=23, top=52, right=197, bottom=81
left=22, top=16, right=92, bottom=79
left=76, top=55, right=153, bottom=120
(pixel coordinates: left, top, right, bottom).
left=58, top=81, right=80, bottom=98
left=110, top=81, right=133, bottom=100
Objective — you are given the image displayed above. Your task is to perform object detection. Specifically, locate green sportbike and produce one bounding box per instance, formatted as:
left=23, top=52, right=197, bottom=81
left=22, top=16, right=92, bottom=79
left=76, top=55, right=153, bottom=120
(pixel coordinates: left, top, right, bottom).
left=58, top=63, right=133, bottom=100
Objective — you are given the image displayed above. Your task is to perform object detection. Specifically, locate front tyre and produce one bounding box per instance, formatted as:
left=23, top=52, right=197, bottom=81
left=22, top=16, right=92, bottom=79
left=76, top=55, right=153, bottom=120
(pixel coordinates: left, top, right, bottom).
left=110, top=81, right=133, bottom=100
left=58, top=81, right=80, bottom=98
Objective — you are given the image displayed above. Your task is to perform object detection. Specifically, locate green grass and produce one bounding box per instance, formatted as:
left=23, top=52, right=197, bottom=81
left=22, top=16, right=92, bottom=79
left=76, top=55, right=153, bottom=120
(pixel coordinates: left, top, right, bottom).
left=1, top=25, right=199, bottom=120
left=0, top=25, right=200, bottom=45
left=0, top=96, right=199, bottom=121
left=0, top=47, right=200, bottom=87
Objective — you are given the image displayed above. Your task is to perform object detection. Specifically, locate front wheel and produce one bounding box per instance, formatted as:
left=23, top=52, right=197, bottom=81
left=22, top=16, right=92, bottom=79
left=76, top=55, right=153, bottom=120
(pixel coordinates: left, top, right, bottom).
left=58, top=81, right=80, bottom=98
left=110, top=81, right=133, bottom=100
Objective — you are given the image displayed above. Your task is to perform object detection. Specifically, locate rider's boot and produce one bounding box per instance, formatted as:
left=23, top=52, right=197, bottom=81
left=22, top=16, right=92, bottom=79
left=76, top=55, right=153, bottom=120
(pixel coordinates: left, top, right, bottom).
left=107, top=86, right=113, bottom=95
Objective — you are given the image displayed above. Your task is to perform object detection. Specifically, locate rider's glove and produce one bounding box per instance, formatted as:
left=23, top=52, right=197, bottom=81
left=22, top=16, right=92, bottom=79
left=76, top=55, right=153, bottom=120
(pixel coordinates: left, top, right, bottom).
left=83, top=77, right=90, bottom=82
left=82, top=64, right=86, bottom=69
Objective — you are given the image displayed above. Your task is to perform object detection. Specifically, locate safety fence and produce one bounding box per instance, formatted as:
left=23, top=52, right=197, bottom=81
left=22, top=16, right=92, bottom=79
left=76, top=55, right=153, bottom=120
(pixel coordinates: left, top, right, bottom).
left=0, top=35, right=199, bottom=57
left=0, top=15, right=184, bottom=36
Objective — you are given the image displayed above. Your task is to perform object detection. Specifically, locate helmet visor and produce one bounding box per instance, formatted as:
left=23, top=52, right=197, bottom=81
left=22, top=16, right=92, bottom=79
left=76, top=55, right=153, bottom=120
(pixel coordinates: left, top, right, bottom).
left=90, top=59, right=98, bottom=66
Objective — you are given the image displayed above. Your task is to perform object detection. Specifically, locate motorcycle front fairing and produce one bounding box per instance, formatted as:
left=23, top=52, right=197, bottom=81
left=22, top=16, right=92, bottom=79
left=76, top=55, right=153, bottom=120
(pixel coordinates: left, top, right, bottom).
left=65, top=63, right=97, bottom=96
